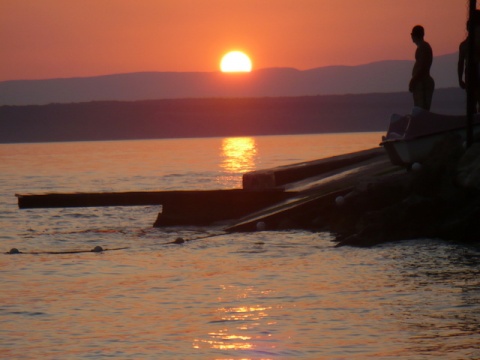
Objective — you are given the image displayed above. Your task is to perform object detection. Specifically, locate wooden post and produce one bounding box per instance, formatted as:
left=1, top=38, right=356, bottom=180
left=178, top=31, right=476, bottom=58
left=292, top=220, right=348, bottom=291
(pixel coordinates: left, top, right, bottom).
left=466, top=0, right=478, bottom=148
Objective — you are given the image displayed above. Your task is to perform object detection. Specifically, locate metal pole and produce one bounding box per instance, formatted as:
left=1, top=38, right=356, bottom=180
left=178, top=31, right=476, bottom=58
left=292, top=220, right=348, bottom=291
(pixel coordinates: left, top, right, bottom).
left=466, top=0, right=477, bottom=148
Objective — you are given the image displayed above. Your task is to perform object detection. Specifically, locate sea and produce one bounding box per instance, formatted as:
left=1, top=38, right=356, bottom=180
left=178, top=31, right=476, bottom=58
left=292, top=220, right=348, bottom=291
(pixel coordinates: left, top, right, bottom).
left=1, top=133, right=480, bottom=360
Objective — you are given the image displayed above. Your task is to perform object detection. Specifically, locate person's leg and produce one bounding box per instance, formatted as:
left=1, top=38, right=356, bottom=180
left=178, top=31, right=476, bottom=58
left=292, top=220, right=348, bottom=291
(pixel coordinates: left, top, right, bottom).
left=413, top=79, right=434, bottom=111
left=475, top=88, right=480, bottom=113
left=412, top=85, right=425, bottom=109
left=424, top=77, right=435, bottom=111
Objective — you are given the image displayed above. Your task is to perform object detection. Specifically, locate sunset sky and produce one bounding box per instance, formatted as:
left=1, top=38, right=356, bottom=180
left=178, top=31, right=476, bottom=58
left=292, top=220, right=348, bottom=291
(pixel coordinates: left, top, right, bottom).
left=0, top=0, right=469, bottom=81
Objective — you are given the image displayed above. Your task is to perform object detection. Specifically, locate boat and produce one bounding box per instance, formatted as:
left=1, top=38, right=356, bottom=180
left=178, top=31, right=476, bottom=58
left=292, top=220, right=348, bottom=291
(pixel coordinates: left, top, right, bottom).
left=380, top=107, right=480, bottom=166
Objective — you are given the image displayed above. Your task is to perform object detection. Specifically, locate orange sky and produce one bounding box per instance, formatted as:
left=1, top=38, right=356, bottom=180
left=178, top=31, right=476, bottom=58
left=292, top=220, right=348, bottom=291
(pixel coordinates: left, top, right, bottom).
left=0, top=0, right=469, bottom=81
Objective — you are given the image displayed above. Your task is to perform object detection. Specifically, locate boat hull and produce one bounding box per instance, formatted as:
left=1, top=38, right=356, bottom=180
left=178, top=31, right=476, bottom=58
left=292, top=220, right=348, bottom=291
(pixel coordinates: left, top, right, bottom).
left=380, top=109, right=480, bottom=166
left=381, top=129, right=469, bottom=166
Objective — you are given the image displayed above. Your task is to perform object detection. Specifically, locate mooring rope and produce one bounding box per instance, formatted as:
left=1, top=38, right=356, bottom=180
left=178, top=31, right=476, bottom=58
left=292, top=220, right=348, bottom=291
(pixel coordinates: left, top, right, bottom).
left=5, top=246, right=129, bottom=255
left=5, top=231, right=229, bottom=255
left=161, top=231, right=227, bottom=245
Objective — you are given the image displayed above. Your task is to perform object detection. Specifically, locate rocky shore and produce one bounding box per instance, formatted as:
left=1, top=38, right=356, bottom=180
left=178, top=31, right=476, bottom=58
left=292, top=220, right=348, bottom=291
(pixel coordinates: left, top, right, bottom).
left=328, top=135, right=480, bottom=247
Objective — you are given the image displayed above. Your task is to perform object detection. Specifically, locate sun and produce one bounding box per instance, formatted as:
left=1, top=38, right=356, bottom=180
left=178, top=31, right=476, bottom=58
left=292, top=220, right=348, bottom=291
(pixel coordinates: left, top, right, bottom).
left=220, top=51, right=252, bottom=72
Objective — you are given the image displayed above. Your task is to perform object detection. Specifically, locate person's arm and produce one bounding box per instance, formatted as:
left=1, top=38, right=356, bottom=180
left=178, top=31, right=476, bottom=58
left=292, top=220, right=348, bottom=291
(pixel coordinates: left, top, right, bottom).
left=458, top=42, right=466, bottom=89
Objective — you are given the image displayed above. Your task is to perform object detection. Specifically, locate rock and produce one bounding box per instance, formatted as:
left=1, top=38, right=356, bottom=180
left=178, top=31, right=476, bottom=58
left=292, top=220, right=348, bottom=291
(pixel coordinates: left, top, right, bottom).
left=456, top=143, right=480, bottom=190
left=409, top=134, right=464, bottom=196
left=328, top=171, right=413, bottom=237
left=332, top=137, right=480, bottom=247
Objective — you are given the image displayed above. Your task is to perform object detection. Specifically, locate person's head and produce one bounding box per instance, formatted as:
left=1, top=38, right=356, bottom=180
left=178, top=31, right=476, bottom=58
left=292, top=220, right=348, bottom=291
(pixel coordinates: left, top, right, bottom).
left=411, top=25, right=425, bottom=43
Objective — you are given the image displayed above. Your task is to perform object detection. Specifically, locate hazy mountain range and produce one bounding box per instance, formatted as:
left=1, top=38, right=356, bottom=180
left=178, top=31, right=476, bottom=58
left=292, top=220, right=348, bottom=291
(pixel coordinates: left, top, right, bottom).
left=0, top=52, right=468, bottom=143
left=0, top=53, right=459, bottom=106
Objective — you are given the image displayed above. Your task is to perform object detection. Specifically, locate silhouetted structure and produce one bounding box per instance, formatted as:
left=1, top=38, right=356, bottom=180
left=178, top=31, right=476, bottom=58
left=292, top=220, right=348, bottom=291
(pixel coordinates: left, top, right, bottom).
left=465, top=2, right=480, bottom=147
left=458, top=10, right=480, bottom=111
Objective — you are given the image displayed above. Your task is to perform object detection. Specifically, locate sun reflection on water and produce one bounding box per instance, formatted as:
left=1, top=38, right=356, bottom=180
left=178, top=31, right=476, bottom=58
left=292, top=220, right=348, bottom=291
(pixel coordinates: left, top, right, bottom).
left=193, top=299, right=273, bottom=353
left=221, top=137, right=257, bottom=173
left=217, top=137, right=258, bottom=188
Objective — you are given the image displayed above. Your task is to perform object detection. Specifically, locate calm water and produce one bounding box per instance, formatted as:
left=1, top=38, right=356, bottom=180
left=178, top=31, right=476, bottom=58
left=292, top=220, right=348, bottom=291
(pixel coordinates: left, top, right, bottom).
left=1, top=133, right=480, bottom=359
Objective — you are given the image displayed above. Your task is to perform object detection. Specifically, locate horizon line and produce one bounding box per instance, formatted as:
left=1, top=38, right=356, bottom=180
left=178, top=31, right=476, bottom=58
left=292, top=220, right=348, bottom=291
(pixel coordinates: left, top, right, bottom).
left=0, top=52, right=458, bottom=83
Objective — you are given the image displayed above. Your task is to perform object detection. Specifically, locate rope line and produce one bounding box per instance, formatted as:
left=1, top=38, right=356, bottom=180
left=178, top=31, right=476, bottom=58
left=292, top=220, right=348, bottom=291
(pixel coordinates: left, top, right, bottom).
left=5, top=232, right=228, bottom=254
left=5, top=246, right=129, bottom=255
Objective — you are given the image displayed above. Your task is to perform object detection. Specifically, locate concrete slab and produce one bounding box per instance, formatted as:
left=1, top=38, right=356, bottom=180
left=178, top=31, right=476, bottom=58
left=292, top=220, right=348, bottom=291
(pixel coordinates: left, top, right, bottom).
left=242, top=147, right=384, bottom=190
left=226, top=153, right=401, bottom=232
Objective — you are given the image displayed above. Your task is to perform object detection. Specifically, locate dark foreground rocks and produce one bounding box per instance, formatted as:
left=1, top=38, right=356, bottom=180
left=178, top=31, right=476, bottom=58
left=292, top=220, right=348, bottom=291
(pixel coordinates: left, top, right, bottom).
left=329, top=135, right=480, bottom=247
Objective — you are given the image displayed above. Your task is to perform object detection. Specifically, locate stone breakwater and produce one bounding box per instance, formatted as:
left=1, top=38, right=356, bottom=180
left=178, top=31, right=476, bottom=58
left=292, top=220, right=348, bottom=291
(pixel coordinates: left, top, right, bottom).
left=330, top=135, right=480, bottom=247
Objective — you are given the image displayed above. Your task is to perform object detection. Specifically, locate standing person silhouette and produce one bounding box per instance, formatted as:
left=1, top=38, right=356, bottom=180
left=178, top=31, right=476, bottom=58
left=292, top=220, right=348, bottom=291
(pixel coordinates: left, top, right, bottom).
left=458, top=12, right=480, bottom=113
left=409, top=25, right=434, bottom=111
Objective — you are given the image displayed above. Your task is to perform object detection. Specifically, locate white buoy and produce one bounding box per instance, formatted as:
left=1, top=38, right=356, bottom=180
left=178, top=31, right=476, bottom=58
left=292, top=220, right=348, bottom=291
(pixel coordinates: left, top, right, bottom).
left=256, top=221, right=266, bottom=231
left=335, top=196, right=345, bottom=206
left=411, top=162, right=422, bottom=171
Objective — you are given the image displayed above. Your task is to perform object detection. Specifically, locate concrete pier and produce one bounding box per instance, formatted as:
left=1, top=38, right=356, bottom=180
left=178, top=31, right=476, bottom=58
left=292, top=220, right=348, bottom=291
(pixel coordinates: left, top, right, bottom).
left=17, top=190, right=295, bottom=227
left=242, top=148, right=384, bottom=191
left=15, top=135, right=480, bottom=246
left=16, top=147, right=392, bottom=227
left=226, top=149, right=398, bottom=232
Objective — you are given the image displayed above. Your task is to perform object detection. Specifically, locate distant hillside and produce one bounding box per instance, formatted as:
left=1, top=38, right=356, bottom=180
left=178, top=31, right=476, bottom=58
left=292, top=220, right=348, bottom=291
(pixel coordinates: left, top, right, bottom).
left=0, top=53, right=459, bottom=106
left=0, top=88, right=466, bottom=143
